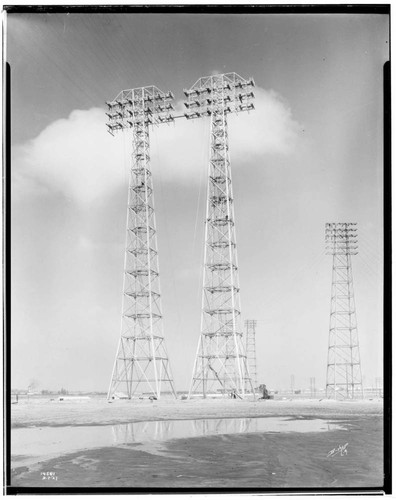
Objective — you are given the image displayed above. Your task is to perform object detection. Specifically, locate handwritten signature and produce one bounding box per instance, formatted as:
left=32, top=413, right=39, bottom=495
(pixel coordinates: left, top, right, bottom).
left=327, top=443, right=348, bottom=458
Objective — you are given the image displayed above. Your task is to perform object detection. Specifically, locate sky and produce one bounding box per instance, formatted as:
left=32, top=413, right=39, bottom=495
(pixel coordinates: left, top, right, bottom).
left=7, top=11, right=388, bottom=393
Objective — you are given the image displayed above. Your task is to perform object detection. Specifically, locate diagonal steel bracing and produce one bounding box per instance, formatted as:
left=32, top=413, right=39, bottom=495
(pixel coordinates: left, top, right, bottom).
left=106, top=86, right=177, bottom=400
left=183, top=73, right=255, bottom=399
left=325, top=222, right=364, bottom=400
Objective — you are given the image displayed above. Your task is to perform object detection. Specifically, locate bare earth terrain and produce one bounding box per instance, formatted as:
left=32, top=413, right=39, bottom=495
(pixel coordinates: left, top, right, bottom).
left=10, top=398, right=384, bottom=490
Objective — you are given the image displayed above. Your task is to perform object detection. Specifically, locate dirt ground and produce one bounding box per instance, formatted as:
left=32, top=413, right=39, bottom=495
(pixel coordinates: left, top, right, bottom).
left=11, top=396, right=383, bottom=428
left=10, top=398, right=384, bottom=490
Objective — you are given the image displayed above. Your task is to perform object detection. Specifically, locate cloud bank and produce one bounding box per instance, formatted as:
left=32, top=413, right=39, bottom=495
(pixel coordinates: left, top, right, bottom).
left=12, top=87, right=301, bottom=206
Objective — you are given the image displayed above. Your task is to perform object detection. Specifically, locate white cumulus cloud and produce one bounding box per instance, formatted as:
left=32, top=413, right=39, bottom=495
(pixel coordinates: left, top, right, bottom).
left=12, top=87, right=301, bottom=206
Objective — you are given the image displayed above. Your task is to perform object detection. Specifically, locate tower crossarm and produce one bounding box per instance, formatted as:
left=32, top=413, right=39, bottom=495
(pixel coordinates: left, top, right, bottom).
left=325, top=222, right=359, bottom=255
left=106, top=86, right=175, bottom=135
left=183, top=72, right=255, bottom=119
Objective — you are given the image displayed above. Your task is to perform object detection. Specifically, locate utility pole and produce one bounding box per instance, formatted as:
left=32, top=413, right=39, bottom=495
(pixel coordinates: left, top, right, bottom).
left=245, top=320, right=258, bottom=393
left=310, top=377, right=316, bottom=398
left=106, top=85, right=177, bottom=400
left=325, top=223, right=364, bottom=400
left=290, top=374, right=295, bottom=397
left=185, top=72, right=255, bottom=399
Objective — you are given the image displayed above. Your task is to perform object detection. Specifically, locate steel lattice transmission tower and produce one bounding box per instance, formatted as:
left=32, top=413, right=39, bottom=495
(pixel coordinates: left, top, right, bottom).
left=184, top=72, right=255, bottom=398
left=105, top=86, right=177, bottom=400
left=245, top=320, right=258, bottom=393
left=325, top=222, right=364, bottom=400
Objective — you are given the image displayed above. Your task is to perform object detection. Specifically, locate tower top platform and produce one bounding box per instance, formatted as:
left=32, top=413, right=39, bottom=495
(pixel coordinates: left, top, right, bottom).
left=325, top=222, right=358, bottom=255
left=105, top=85, right=175, bottom=135
left=183, top=72, right=255, bottom=119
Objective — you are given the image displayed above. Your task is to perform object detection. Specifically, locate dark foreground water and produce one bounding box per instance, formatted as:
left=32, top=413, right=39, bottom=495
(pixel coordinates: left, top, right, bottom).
left=12, top=416, right=347, bottom=468
left=10, top=414, right=384, bottom=490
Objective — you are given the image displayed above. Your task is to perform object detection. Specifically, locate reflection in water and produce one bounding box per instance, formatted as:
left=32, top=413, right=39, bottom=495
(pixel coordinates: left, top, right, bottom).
left=192, top=417, right=259, bottom=437
left=111, top=417, right=345, bottom=446
left=12, top=417, right=348, bottom=468
left=112, top=420, right=173, bottom=443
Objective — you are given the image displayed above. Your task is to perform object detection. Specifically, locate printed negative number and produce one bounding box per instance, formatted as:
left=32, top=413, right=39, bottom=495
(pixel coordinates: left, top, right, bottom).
left=41, top=471, right=58, bottom=480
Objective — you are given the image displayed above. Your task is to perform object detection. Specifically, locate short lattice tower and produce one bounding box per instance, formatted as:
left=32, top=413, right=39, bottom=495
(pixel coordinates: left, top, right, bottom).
left=245, top=320, right=258, bottom=393
left=106, top=86, right=177, bottom=400
left=325, top=222, right=364, bottom=399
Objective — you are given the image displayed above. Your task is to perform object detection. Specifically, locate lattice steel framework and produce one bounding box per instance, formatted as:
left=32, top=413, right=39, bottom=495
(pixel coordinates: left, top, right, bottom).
left=185, top=73, right=255, bottom=398
left=106, top=86, right=177, bottom=400
left=325, top=223, right=364, bottom=400
left=245, top=320, right=258, bottom=393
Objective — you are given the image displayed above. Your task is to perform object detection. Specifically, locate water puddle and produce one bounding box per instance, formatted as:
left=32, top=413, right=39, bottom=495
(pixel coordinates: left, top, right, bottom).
left=12, top=417, right=347, bottom=468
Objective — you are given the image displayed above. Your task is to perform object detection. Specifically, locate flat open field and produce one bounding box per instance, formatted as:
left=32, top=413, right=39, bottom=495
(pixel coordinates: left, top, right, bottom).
left=10, top=397, right=384, bottom=490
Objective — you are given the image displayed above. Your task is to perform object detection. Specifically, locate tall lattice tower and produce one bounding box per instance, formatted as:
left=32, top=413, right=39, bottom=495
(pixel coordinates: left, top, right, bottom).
left=184, top=72, right=255, bottom=398
left=245, top=320, right=258, bottom=393
left=106, top=86, right=177, bottom=400
left=325, top=222, right=364, bottom=399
